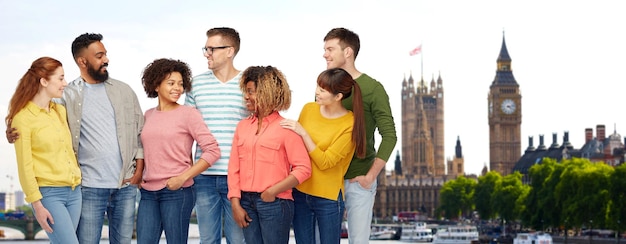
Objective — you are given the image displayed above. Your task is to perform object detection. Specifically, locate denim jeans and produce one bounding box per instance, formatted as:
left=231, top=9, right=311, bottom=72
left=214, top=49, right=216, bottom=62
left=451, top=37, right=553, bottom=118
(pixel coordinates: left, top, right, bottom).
left=292, top=189, right=344, bottom=244
left=137, top=187, right=195, bottom=244
left=344, top=179, right=377, bottom=244
left=35, top=186, right=82, bottom=244
left=240, top=192, right=293, bottom=244
left=193, top=175, right=244, bottom=244
left=77, top=185, right=137, bottom=244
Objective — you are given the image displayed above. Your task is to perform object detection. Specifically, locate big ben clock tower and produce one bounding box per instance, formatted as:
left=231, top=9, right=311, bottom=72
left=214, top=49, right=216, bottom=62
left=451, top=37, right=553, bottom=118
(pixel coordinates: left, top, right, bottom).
left=488, top=34, right=522, bottom=176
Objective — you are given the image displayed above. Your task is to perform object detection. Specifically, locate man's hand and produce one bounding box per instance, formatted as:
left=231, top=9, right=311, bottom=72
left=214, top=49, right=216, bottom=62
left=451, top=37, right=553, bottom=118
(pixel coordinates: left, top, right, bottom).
left=349, top=174, right=375, bottom=189
left=123, top=173, right=143, bottom=189
left=5, top=119, right=19, bottom=143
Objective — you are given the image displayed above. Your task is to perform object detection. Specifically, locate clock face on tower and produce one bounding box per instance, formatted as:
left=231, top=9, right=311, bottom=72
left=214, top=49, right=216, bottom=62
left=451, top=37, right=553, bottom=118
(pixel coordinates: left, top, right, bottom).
left=501, top=99, right=516, bottom=114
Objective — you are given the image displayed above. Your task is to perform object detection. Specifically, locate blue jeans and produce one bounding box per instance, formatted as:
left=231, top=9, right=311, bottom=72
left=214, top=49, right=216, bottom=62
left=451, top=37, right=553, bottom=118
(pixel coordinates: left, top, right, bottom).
left=35, top=186, right=82, bottom=244
left=240, top=192, right=293, bottom=244
left=344, top=179, right=377, bottom=244
left=292, top=189, right=344, bottom=244
left=137, top=187, right=195, bottom=244
left=193, top=175, right=244, bottom=244
left=77, top=185, right=137, bottom=244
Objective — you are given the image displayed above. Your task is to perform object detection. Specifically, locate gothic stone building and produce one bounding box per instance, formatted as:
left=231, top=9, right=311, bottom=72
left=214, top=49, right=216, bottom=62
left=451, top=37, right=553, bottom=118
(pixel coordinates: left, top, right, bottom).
left=374, top=34, right=520, bottom=219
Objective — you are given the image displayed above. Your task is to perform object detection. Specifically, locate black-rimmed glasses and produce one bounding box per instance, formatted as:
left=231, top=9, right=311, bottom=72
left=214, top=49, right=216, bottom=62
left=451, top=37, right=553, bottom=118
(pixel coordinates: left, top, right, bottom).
left=202, top=46, right=231, bottom=55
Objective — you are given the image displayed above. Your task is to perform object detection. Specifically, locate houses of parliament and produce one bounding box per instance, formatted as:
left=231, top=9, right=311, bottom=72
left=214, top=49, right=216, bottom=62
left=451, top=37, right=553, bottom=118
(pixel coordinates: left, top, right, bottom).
left=373, top=35, right=522, bottom=219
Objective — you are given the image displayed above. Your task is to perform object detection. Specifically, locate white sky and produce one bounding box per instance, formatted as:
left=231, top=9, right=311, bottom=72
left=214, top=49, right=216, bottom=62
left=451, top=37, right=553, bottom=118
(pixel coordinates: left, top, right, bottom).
left=1, top=0, right=626, bottom=193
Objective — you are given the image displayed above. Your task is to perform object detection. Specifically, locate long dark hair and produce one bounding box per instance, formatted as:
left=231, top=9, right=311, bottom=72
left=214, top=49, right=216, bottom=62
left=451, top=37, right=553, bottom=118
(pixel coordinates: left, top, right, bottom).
left=317, top=68, right=366, bottom=158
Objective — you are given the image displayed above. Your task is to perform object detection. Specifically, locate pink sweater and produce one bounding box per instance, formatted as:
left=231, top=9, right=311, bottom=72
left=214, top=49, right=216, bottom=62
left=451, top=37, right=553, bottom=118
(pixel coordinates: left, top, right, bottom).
left=141, top=105, right=220, bottom=191
left=227, top=111, right=311, bottom=200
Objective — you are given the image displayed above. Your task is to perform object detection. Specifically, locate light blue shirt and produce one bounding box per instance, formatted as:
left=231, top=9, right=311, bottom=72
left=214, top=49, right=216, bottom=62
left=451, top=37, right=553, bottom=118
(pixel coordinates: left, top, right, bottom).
left=78, top=82, right=122, bottom=187
left=185, top=70, right=246, bottom=175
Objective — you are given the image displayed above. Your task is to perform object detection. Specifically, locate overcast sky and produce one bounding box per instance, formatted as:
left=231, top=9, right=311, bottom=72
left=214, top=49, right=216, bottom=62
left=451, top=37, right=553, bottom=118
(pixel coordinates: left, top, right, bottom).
left=1, top=0, right=626, bottom=192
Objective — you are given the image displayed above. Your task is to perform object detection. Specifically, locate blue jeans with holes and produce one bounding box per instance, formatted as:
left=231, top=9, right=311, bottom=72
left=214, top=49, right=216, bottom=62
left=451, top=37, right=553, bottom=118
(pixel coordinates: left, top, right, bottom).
left=240, top=192, right=293, bottom=244
left=193, top=175, right=244, bottom=244
left=292, top=188, right=344, bottom=244
left=36, top=186, right=82, bottom=244
left=137, top=187, right=195, bottom=244
left=344, top=179, right=377, bottom=244
left=77, top=185, right=137, bottom=244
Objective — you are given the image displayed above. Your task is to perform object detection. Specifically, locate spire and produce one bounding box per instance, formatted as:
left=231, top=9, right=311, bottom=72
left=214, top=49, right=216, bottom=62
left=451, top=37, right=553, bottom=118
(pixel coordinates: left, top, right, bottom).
left=430, top=74, right=436, bottom=93
left=498, top=32, right=511, bottom=62
left=394, top=151, right=402, bottom=176
left=455, top=136, right=463, bottom=158
left=437, top=71, right=443, bottom=85
left=417, top=76, right=426, bottom=94
left=408, top=71, right=415, bottom=94
left=491, top=31, right=518, bottom=86
left=402, top=75, right=407, bottom=89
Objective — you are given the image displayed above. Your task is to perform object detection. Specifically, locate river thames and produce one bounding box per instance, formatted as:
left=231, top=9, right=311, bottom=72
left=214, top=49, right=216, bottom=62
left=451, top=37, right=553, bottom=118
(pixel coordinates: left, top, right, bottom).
left=0, top=224, right=401, bottom=243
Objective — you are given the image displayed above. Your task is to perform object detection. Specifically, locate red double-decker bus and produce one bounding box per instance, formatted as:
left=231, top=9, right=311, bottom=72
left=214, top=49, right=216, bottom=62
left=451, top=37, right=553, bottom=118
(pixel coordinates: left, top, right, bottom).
left=397, top=211, right=421, bottom=222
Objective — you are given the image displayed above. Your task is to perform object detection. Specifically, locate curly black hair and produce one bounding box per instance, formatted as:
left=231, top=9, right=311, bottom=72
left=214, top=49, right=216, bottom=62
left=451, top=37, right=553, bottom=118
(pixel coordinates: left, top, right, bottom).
left=71, top=33, right=103, bottom=59
left=141, top=58, right=192, bottom=98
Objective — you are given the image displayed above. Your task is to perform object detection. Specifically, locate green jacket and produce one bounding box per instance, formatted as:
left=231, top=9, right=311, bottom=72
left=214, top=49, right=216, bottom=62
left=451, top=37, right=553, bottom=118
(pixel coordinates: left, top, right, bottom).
left=342, top=73, right=397, bottom=179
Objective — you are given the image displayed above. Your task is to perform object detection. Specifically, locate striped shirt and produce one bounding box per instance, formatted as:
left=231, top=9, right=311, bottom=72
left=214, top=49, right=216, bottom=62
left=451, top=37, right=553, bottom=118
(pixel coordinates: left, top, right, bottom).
left=185, top=70, right=247, bottom=175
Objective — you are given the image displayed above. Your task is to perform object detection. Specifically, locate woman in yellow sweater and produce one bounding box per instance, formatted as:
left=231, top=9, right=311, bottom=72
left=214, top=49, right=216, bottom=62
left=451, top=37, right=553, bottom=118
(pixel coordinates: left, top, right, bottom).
left=6, top=57, right=81, bottom=244
left=280, top=68, right=365, bottom=244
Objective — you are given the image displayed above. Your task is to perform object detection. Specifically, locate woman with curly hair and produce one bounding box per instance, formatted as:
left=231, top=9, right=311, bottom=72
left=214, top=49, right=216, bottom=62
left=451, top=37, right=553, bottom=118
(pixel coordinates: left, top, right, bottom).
left=227, top=66, right=311, bottom=244
left=137, top=58, right=220, bottom=244
left=7, top=57, right=82, bottom=244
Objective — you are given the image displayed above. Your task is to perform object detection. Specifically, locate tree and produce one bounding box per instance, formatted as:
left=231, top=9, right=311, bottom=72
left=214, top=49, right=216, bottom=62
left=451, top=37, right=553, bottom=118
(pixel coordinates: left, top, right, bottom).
left=438, top=176, right=476, bottom=220
left=609, top=163, right=626, bottom=232
left=492, top=172, right=527, bottom=226
left=556, top=158, right=613, bottom=229
left=474, top=171, right=501, bottom=220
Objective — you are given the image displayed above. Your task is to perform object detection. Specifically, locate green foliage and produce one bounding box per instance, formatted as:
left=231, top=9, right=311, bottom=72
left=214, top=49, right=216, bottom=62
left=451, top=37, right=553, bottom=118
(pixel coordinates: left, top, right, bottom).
left=492, top=172, right=527, bottom=223
left=609, top=163, right=626, bottom=229
left=16, top=205, right=33, bottom=216
left=474, top=171, right=501, bottom=220
left=441, top=157, right=625, bottom=233
left=438, top=175, right=476, bottom=220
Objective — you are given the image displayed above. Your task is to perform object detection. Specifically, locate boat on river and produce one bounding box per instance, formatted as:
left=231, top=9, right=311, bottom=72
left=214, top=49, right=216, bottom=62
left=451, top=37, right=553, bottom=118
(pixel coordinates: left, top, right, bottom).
left=432, top=225, right=479, bottom=244
left=400, top=222, right=433, bottom=242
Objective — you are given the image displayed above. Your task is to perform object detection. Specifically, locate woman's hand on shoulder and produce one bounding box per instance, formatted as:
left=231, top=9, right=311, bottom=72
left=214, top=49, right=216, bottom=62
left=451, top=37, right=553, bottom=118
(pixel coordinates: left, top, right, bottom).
left=279, top=119, right=305, bottom=136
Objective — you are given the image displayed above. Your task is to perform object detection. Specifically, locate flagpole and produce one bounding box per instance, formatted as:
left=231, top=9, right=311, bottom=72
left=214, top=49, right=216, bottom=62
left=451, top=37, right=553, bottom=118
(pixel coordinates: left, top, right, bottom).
left=420, top=42, right=423, bottom=81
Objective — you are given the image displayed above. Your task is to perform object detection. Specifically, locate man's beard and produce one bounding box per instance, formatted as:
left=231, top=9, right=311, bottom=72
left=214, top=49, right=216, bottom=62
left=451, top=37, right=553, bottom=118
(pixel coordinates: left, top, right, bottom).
left=87, top=63, right=109, bottom=82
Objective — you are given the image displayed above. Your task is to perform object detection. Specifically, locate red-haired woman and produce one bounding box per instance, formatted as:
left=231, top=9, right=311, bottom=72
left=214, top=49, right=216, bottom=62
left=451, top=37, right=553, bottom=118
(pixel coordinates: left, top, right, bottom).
left=6, top=57, right=81, bottom=244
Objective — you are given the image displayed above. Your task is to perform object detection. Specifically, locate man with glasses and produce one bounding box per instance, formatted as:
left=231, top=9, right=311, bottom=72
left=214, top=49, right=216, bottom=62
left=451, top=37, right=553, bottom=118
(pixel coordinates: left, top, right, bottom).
left=322, top=27, right=397, bottom=244
left=185, top=27, right=246, bottom=244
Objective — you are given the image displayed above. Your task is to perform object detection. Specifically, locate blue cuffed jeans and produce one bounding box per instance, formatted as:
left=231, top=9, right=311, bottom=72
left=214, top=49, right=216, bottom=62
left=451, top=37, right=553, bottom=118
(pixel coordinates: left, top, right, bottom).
left=292, top=188, right=344, bottom=244
left=193, top=175, right=245, bottom=244
left=137, top=186, right=195, bottom=244
left=77, top=185, right=137, bottom=244
left=35, top=186, right=82, bottom=244
left=344, top=179, right=377, bottom=244
left=240, top=192, right=293, bottom=244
